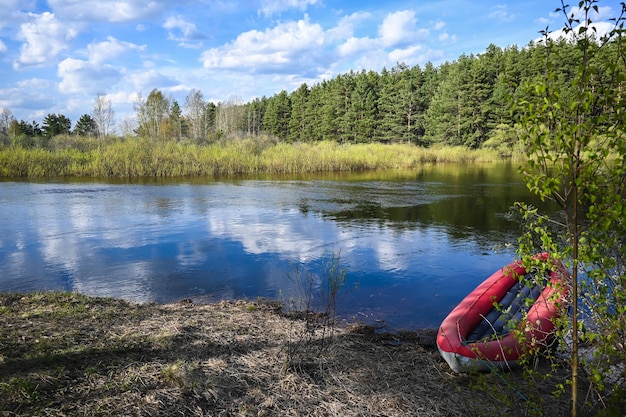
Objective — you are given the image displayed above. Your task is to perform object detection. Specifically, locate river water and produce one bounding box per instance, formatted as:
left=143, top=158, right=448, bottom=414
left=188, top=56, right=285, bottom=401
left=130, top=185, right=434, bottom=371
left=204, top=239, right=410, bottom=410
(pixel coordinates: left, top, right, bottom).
left=0, top=164, right=546, bottom=329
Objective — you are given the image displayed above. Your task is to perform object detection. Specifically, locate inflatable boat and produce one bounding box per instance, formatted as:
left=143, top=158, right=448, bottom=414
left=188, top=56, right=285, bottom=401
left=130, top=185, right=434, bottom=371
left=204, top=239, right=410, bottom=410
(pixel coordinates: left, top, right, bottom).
left=436, top=253, right=570, bottom=373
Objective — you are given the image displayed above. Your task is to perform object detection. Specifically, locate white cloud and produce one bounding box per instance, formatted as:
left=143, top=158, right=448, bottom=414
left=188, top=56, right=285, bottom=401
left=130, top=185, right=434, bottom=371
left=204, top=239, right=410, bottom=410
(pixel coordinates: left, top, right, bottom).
left=389, top=45, right=423, bottom=63
left=563, top=5, right=613, bottom=22
left=18, top=78, right=51, bottom=90
left=544, top=5, right=615, bottom=31
left=0, top=78, right=56, bottom=119
left=336, top=10, right=431, bottom=67
left=0, top=0, right=26, bottom=31
left=200, top=15, right=325, bottom=73
left=378, top=10, right=426, bottom=48
left=57, top=37, right=145, bottom=94
left=0, top=39, right=6, bottom=53
left=128, top=69, right=178, bottom=93
left=326, top=11, right=371, bottom=42
left=536, top=17, right=550, bottom=25
left=438, top=32, right=457, bottom=43
left=14, top=12, right=80, bottom=68
left=259, top=0, right=319, bottom=17
left=47, top=0, right=166, bottom=22
left=163, top=15, right=206, bottom=48
left=489, top=5, right=515, bottom=22
left=58, top=58, right=122, bottom=94
left=87, top=36, right=145, bottom=65
left=337, top=36, right=376, bottom=57
left=539, top=21, right=617, bottom=43
left=549, top=10, right=562, bottom=19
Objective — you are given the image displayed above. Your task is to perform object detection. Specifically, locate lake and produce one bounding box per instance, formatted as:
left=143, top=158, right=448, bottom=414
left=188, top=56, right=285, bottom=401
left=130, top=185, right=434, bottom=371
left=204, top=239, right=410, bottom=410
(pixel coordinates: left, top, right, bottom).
left=0, top=163, right=548, bottom=330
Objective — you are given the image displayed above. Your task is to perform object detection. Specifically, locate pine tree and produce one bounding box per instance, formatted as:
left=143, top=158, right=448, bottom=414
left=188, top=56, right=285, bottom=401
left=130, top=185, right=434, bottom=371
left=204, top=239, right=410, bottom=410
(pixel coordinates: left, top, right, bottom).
left=263, top=90, right=291, bottom=140
left=345, top=70, right=378, bottom=143
left=376, top=66, right=403, bottom=143
left=74, top=114, right=98, bottom=137
left=288, top=84, right=309, bottom=143
left=303, top=85, right=324, bottom=142
left=42, top=113, right=72, bottom=138
left=169, top=100, right=184, bottom=141
left=320, top=79, right=341, bottom=141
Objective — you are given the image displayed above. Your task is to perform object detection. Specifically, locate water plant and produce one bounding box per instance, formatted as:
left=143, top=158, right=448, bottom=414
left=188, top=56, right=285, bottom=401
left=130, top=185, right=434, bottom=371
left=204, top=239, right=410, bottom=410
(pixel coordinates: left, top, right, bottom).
left=0, top=137, right=511, bottom=178
left=283, top=250, right=349, bottom=372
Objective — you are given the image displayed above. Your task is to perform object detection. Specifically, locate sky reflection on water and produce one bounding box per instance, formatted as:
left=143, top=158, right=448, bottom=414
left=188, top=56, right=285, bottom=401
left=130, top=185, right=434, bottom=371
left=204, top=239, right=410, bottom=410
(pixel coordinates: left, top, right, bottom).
left=0, top=166, right=543, bottom=329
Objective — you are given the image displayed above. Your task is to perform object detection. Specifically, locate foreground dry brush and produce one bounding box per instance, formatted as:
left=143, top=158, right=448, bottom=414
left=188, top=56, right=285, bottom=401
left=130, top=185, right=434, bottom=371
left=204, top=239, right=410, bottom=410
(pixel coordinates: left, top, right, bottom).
left=0, top=292, right=582, bottom=416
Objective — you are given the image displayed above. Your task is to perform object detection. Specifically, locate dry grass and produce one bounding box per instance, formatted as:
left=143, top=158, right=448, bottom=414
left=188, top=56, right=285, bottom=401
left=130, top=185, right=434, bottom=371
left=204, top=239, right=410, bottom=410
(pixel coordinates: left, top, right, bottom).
left=0, top=139, right=513, bottom=178
left=0, top=291, right=594, bottom=416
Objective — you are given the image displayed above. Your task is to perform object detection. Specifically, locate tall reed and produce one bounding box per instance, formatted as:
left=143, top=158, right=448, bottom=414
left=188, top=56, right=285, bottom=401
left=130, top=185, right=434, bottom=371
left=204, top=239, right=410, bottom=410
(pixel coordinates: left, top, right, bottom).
left=0, top=136, right=514, bottom=178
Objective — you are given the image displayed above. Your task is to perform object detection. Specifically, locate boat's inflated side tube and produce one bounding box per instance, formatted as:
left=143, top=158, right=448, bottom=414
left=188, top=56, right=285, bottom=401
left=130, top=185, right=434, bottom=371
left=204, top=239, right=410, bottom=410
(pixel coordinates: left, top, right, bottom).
left=436, top=253, right=570, bottom=373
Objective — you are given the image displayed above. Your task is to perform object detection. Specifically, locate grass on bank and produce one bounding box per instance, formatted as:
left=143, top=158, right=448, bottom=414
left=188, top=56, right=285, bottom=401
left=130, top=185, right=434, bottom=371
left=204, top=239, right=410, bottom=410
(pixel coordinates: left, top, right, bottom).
left=0, top=291, right=592, bottom=417
left=0, top=135, right=518, bottom=178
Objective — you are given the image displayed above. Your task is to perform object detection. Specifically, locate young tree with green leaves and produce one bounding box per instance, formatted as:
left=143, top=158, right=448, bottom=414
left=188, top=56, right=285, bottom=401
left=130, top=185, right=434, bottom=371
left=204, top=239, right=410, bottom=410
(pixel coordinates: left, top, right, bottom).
left=515, top=1, right=626, bottom=415
left=135, top=89, right=171, bottom=140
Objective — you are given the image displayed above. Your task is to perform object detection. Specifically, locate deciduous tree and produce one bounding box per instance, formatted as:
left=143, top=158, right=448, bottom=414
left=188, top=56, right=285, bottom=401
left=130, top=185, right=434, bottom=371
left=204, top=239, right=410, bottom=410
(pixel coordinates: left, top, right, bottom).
left=92, top=93, right=115, bottom=139
left=0, top=108, right=14, bottom=145
left=184, top=89, right=208, bottom=141
left=215, top=96, right=244, bottom=139
left=135, top=89, right=171, bottom=140
left=515, top=1, right=626, bottom=415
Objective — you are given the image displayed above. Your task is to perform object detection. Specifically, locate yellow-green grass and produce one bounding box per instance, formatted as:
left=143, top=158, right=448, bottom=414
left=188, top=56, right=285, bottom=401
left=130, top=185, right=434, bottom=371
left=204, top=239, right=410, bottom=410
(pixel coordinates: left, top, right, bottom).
left=0, top=136, right=515, bottom=178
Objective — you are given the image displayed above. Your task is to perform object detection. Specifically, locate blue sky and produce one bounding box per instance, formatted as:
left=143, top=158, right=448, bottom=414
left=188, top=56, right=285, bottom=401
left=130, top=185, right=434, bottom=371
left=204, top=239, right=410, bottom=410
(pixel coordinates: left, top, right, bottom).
left=0, top=0, right=622, bottom=129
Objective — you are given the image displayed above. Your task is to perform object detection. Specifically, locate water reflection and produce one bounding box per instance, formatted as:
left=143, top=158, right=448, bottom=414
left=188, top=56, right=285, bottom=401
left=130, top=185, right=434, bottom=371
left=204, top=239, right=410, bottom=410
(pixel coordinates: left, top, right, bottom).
left=0, top=164, right=550, bottom=329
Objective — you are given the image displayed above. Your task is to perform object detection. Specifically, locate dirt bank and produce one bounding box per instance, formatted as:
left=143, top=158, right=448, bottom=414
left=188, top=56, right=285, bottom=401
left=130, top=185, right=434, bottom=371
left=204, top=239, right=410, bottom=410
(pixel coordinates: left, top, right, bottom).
left=0, top=292, right=584, bottom=416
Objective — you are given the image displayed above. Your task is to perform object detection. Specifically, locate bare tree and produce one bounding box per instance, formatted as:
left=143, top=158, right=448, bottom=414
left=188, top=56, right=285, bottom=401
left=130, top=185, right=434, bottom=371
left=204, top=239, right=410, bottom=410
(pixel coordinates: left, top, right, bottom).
left=118, top=116, right=136, bottom=138
left=215, top=96, right=244, bottom=138
left=92, top=93, right=115, bottom=139
left=0, top=108, right=14, bottom=138
left=184, top=89, right=207, bottom=141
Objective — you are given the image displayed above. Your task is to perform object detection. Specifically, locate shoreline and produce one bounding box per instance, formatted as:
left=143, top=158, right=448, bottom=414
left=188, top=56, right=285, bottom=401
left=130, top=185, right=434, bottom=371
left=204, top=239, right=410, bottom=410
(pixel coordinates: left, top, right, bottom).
left=0, top=291, right=583, bottom=416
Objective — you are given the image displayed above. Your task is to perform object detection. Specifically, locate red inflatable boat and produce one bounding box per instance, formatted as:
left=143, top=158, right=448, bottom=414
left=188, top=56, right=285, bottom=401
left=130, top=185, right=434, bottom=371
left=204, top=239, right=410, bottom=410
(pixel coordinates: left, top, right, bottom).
left=437, top=253, right=570, bottom=373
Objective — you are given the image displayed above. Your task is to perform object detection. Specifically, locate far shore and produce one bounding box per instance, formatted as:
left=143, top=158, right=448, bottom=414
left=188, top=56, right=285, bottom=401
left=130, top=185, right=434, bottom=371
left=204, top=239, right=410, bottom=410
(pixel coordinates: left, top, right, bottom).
left=0, top=137, right=520, bottom=178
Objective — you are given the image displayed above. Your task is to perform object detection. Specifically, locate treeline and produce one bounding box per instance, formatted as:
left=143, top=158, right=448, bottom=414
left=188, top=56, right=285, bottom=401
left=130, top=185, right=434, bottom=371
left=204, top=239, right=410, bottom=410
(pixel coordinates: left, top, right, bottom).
left=254, top=38, right=621, bottom=150
left=0, top=38, right=621, bottom=154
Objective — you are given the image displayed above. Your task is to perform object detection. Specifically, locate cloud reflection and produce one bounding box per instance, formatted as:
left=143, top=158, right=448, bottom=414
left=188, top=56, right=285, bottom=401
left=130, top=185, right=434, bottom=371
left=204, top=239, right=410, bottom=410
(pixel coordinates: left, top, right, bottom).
left=0, top=173, right=522, bottom=328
